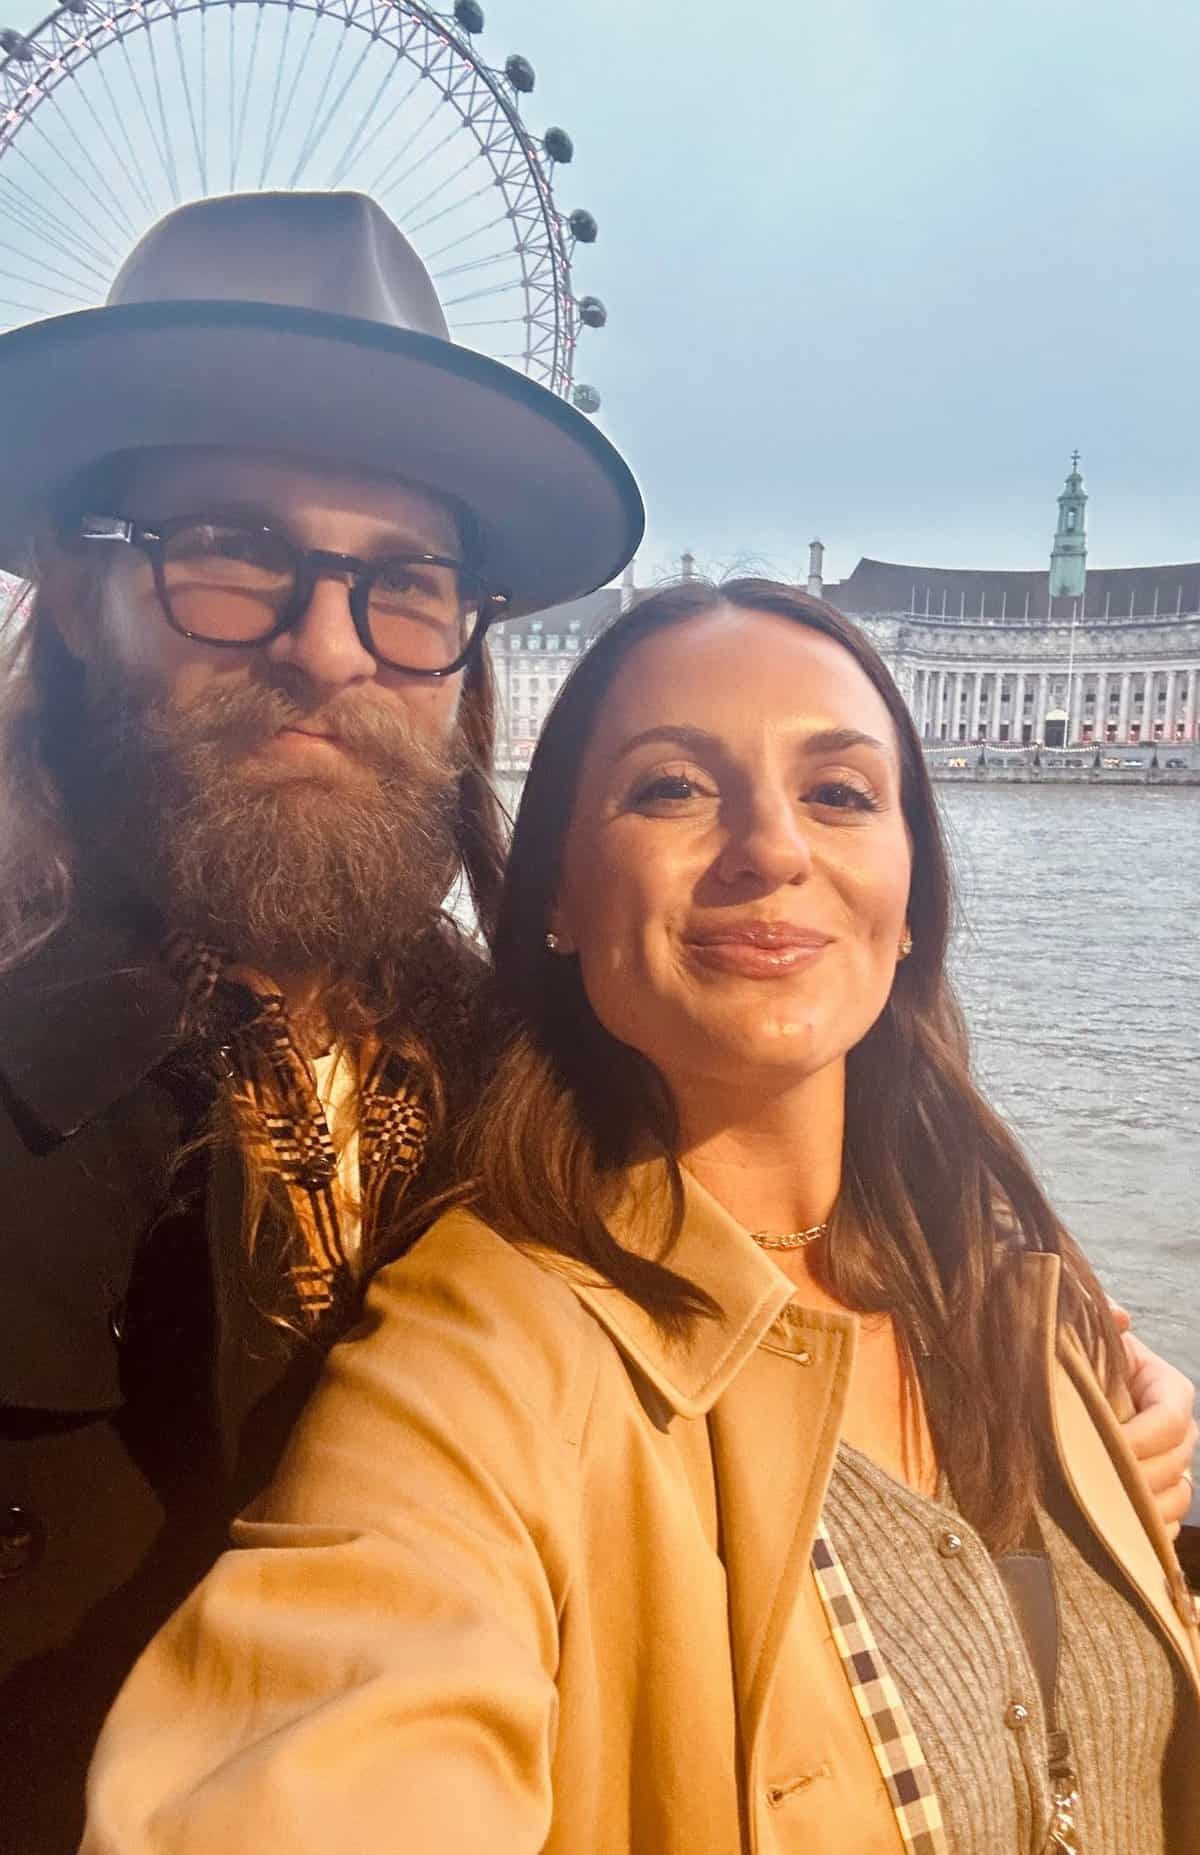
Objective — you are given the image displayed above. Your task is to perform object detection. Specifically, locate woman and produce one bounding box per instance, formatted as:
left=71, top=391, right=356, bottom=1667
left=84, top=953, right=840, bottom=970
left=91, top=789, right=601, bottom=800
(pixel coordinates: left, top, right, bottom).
left=85, top=580, right=1200, bottom=1854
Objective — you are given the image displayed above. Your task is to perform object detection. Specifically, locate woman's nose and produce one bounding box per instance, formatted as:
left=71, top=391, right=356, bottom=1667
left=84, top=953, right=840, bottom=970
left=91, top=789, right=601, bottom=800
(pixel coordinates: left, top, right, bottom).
left=264, top=575, right=378, bottom=693
left=715, top=792, right=814, bottom=888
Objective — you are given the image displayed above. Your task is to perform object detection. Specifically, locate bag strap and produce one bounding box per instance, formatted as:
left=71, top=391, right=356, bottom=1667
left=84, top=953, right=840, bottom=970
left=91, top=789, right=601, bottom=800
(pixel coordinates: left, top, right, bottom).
left=995, top=1521, right=1082, bottom=1851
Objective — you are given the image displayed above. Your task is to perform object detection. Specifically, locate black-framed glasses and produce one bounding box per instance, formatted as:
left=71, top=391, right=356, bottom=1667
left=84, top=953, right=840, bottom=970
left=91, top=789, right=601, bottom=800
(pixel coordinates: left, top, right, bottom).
left=78, top=512, right=507, bottom=677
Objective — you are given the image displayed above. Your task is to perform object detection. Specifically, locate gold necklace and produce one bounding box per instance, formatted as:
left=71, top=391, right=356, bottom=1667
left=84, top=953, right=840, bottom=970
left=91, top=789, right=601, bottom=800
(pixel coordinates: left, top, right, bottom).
left=749, top=1221, right=829, bottom=1251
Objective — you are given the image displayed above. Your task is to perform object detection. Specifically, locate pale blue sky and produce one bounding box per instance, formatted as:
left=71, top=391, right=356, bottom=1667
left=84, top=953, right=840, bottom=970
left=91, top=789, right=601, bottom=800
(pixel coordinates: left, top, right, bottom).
left=8, top=0, right=1199, bottom=582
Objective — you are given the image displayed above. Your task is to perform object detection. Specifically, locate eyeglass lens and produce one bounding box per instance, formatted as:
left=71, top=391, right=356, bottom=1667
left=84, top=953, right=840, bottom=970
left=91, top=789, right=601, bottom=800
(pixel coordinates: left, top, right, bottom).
left=158, top=522, right=482, bottom=670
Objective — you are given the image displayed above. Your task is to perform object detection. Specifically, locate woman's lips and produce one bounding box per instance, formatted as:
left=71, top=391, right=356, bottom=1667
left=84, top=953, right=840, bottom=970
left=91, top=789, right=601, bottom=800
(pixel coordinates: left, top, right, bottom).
left=684, top=924, right=832, bottom=979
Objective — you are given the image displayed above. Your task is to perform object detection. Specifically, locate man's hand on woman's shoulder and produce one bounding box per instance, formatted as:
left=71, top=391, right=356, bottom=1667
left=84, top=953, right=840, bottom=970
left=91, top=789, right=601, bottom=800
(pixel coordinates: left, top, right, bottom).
left=1111, top=1303, right=1197, bottom=1540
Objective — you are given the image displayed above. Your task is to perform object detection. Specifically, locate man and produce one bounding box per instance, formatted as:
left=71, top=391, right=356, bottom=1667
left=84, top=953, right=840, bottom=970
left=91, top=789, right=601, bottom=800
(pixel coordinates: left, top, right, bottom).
left=0, top=192, right=1192, bottom=1852
left=0, top=189, right=643, bottom=1851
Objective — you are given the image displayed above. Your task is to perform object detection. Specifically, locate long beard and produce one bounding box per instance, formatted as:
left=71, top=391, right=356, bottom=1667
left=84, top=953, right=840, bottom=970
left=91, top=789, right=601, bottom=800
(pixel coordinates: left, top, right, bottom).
left=70, top=664, right=464, bottom=988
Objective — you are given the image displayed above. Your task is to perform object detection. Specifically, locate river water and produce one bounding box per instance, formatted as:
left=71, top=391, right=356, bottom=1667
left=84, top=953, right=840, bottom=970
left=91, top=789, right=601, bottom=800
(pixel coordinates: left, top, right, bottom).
left=939, top=784, right=1198, bottom=1387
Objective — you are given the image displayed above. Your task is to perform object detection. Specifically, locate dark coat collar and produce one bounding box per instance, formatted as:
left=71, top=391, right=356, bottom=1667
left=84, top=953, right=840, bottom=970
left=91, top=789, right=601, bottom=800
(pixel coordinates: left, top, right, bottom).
left=0, top=899, right=184, bottom=1143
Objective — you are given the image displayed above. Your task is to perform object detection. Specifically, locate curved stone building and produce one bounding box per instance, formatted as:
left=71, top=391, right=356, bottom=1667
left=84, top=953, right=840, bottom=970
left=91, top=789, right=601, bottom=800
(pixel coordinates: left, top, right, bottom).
left=817, top=459, right=1200, bottom=748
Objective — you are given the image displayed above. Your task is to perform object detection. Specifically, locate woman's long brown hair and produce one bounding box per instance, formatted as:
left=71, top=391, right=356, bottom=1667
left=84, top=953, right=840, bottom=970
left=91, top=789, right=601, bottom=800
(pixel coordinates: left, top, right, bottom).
left=451, top=577, right=1125, bottom=1554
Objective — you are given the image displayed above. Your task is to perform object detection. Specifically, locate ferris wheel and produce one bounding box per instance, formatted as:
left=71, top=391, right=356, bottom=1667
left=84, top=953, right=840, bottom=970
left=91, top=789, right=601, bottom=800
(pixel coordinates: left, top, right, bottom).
left=0, top=0, right=607, bottom=407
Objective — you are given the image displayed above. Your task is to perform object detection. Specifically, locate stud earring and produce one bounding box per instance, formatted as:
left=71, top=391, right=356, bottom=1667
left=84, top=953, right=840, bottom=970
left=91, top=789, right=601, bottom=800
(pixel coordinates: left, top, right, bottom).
left=898, top=929, right=913, bottom=958
left=544, top=931, right=560, bottom=952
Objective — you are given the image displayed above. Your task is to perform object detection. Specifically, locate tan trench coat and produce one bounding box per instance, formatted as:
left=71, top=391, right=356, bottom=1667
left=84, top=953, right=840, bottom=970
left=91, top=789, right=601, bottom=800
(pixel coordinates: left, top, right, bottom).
left=84, top=1169, right=1200, bottom=1855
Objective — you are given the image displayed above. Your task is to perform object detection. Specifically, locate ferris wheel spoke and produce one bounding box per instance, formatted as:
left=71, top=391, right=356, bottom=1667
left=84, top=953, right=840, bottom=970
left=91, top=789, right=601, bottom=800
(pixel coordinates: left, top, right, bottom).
left=9, top=135, right=126, bottom=271
left=441, top=278, right=523, bottom=309
left=84, top=36, right=160, bottom=218
left=143, top=19, right=181, bottom=201
left=229, top=0, right=268, bottom=191
left=364, top=88, right=445, bottom=197
left=0, top=174, right=115, bottom=282
left=326, top=53, right=418, bottom=189
left=254, top=0, right=294, bottom=189
left=114, top=26, right=175, bottom=200
left=26, top=107, right=140, bottom=249
left=34, top=77, right=142, bottom=246
left=431, top=247, right=519, bottom=281
left=258, top=9, right=324, bottom=187
left=0, top=292, right=68, bottom=318
left=61, top=63, right=157, bottom=221
left=424, top=212, right=511, bottom=262
left=287, top=29, right=373, bottom=188
left=385, top=144, right=479, bottom=223
left=375, top=119, right=464, bottom=208
left=167, top=10, right=205, bottom=194
left=406, top=174, right=493, bottom=239
left=0, top=226, right=103, bottom=298
left=453, top=313, right=529, bottom=329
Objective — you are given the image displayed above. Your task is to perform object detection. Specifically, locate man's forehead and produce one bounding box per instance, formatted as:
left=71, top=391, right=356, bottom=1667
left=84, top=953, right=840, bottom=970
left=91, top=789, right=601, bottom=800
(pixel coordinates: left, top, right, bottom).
left=118, top=445, right=459, bottom=542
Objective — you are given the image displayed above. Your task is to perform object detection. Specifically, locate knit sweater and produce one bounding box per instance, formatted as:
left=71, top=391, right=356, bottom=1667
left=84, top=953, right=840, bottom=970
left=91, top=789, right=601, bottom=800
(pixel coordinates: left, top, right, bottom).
left=822, top=1443, right=1181, bottom=1854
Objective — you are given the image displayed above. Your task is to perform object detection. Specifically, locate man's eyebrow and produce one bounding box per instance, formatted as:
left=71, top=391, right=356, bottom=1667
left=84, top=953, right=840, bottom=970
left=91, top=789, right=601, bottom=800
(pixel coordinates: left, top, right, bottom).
left=609, top=723, right=889, bottom=762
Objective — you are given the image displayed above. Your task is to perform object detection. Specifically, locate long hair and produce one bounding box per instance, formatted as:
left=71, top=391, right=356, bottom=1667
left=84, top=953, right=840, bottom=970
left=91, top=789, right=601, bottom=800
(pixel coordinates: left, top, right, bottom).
left=0, top=532, right=508, bottom=1325
left=452, top=577, right=1125, bottom=1553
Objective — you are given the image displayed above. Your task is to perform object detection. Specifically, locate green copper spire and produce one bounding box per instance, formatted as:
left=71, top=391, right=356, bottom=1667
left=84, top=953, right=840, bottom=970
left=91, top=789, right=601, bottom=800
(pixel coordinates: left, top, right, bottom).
left=1049, top=451, right=1087, bottom=599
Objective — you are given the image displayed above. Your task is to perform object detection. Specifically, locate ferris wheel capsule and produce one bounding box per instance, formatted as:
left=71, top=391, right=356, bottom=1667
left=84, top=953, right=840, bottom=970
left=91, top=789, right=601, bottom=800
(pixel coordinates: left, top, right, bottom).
left=543, top=126, right=574, bottom=165
left=505, top=53, right=535, bottom=93
left=572, top=384, right=601, bottom=415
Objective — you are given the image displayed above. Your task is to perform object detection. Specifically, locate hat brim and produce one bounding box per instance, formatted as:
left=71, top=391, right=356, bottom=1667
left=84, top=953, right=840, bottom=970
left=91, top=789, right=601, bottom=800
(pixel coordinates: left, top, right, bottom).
left=0, top=300, right=644, bottom=616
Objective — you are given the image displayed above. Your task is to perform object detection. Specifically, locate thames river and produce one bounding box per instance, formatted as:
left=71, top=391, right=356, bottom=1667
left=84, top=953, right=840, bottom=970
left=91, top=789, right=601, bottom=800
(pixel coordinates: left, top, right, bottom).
left=940, top=783, right=1198, bottom=1387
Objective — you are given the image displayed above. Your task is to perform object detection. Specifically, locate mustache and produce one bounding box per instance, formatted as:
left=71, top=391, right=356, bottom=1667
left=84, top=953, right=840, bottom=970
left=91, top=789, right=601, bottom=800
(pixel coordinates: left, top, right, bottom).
left=132, top=672, right=466, bottom=782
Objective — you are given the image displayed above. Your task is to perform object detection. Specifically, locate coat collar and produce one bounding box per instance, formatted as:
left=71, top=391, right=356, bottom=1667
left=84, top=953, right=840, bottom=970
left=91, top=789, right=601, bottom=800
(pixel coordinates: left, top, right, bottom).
left=0, top=896, right=185, bottom=1143
left=565, top=1163, right=798, bottom=1419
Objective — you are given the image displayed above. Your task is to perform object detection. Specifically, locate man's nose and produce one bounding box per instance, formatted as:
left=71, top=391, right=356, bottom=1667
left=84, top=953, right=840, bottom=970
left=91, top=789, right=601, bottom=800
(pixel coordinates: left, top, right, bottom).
left=264, top=574, right=378, bottom=693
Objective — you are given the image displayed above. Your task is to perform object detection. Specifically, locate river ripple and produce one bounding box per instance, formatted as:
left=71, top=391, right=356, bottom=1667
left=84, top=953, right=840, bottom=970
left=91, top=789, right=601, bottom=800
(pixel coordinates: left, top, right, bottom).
left=940, top=784, right=1198, bottom=1386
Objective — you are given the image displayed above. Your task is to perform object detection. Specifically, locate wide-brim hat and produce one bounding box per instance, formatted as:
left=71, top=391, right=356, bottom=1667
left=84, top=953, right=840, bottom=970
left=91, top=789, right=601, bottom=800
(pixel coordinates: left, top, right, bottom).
left=0, top=190, right=644, bottom=616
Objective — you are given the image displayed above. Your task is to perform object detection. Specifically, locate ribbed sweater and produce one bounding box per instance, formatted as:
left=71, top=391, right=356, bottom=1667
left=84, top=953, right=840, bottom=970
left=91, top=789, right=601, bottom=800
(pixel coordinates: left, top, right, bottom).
left=822, top=1443, right=1181, bottom=1854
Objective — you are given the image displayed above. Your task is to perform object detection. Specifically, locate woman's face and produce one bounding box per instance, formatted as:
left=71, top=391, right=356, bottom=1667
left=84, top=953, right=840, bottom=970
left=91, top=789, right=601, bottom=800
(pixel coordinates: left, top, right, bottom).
left=552, top=607, right=913, bottom=1105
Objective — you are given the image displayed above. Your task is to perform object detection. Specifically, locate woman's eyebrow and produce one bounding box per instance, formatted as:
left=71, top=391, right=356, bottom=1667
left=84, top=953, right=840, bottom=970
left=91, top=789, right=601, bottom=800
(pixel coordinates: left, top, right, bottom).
left=610, top=723, right=888, bottom=764
left=610, top=725, right=722, bottom=764
left=803, top=727, right=888, bottom=755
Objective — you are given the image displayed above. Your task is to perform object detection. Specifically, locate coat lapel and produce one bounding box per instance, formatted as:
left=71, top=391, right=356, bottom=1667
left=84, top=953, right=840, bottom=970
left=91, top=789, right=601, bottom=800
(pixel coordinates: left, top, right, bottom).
left=705, top=1304, right=856, bottom=1741
left=1021, top=1252, right=1200, bottom=1700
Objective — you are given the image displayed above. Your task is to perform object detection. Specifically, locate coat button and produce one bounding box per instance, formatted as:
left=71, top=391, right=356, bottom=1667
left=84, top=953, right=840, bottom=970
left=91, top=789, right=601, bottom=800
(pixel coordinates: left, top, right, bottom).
left=937, top=1530, right=964, bottom=1557
left=0, top=1504, right=47, bottom=1578
left=1004, top=1701, right=1030, bottom=1730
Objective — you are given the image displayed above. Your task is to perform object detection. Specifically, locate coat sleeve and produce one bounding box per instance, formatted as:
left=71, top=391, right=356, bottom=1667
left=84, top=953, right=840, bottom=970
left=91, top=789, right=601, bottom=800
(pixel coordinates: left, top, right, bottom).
left=82, top=1223, right=589, bottom=1855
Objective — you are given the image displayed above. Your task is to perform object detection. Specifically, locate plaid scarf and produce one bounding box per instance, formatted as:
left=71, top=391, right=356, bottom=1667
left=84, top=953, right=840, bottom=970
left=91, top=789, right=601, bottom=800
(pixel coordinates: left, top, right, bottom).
left=164, top=931, right=432, bottom=1327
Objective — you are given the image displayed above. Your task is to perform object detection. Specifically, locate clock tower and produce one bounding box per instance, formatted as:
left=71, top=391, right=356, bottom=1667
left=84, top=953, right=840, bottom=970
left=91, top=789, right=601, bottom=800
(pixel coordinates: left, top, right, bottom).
left=1049, top=451, right=1087, bottom=599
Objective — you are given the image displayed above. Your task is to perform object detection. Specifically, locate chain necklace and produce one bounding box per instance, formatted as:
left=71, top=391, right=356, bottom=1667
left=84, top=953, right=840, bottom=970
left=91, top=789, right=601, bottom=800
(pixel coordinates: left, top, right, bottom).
left=749, top=1221, right=829, bottom=1251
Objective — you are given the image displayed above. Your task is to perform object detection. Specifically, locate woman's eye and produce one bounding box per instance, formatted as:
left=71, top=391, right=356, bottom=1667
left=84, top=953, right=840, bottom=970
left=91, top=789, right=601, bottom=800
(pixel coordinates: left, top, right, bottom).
left=631, top=769, right=711, bottom=805
left=807, top=780, right=879, bottom=812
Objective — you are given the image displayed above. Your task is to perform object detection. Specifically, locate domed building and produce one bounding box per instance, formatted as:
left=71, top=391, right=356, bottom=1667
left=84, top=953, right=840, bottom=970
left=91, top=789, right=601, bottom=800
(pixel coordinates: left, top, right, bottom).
left=489, top=458, right=1200, bottom=769
left=816, top=458, right=1200, bottom=750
